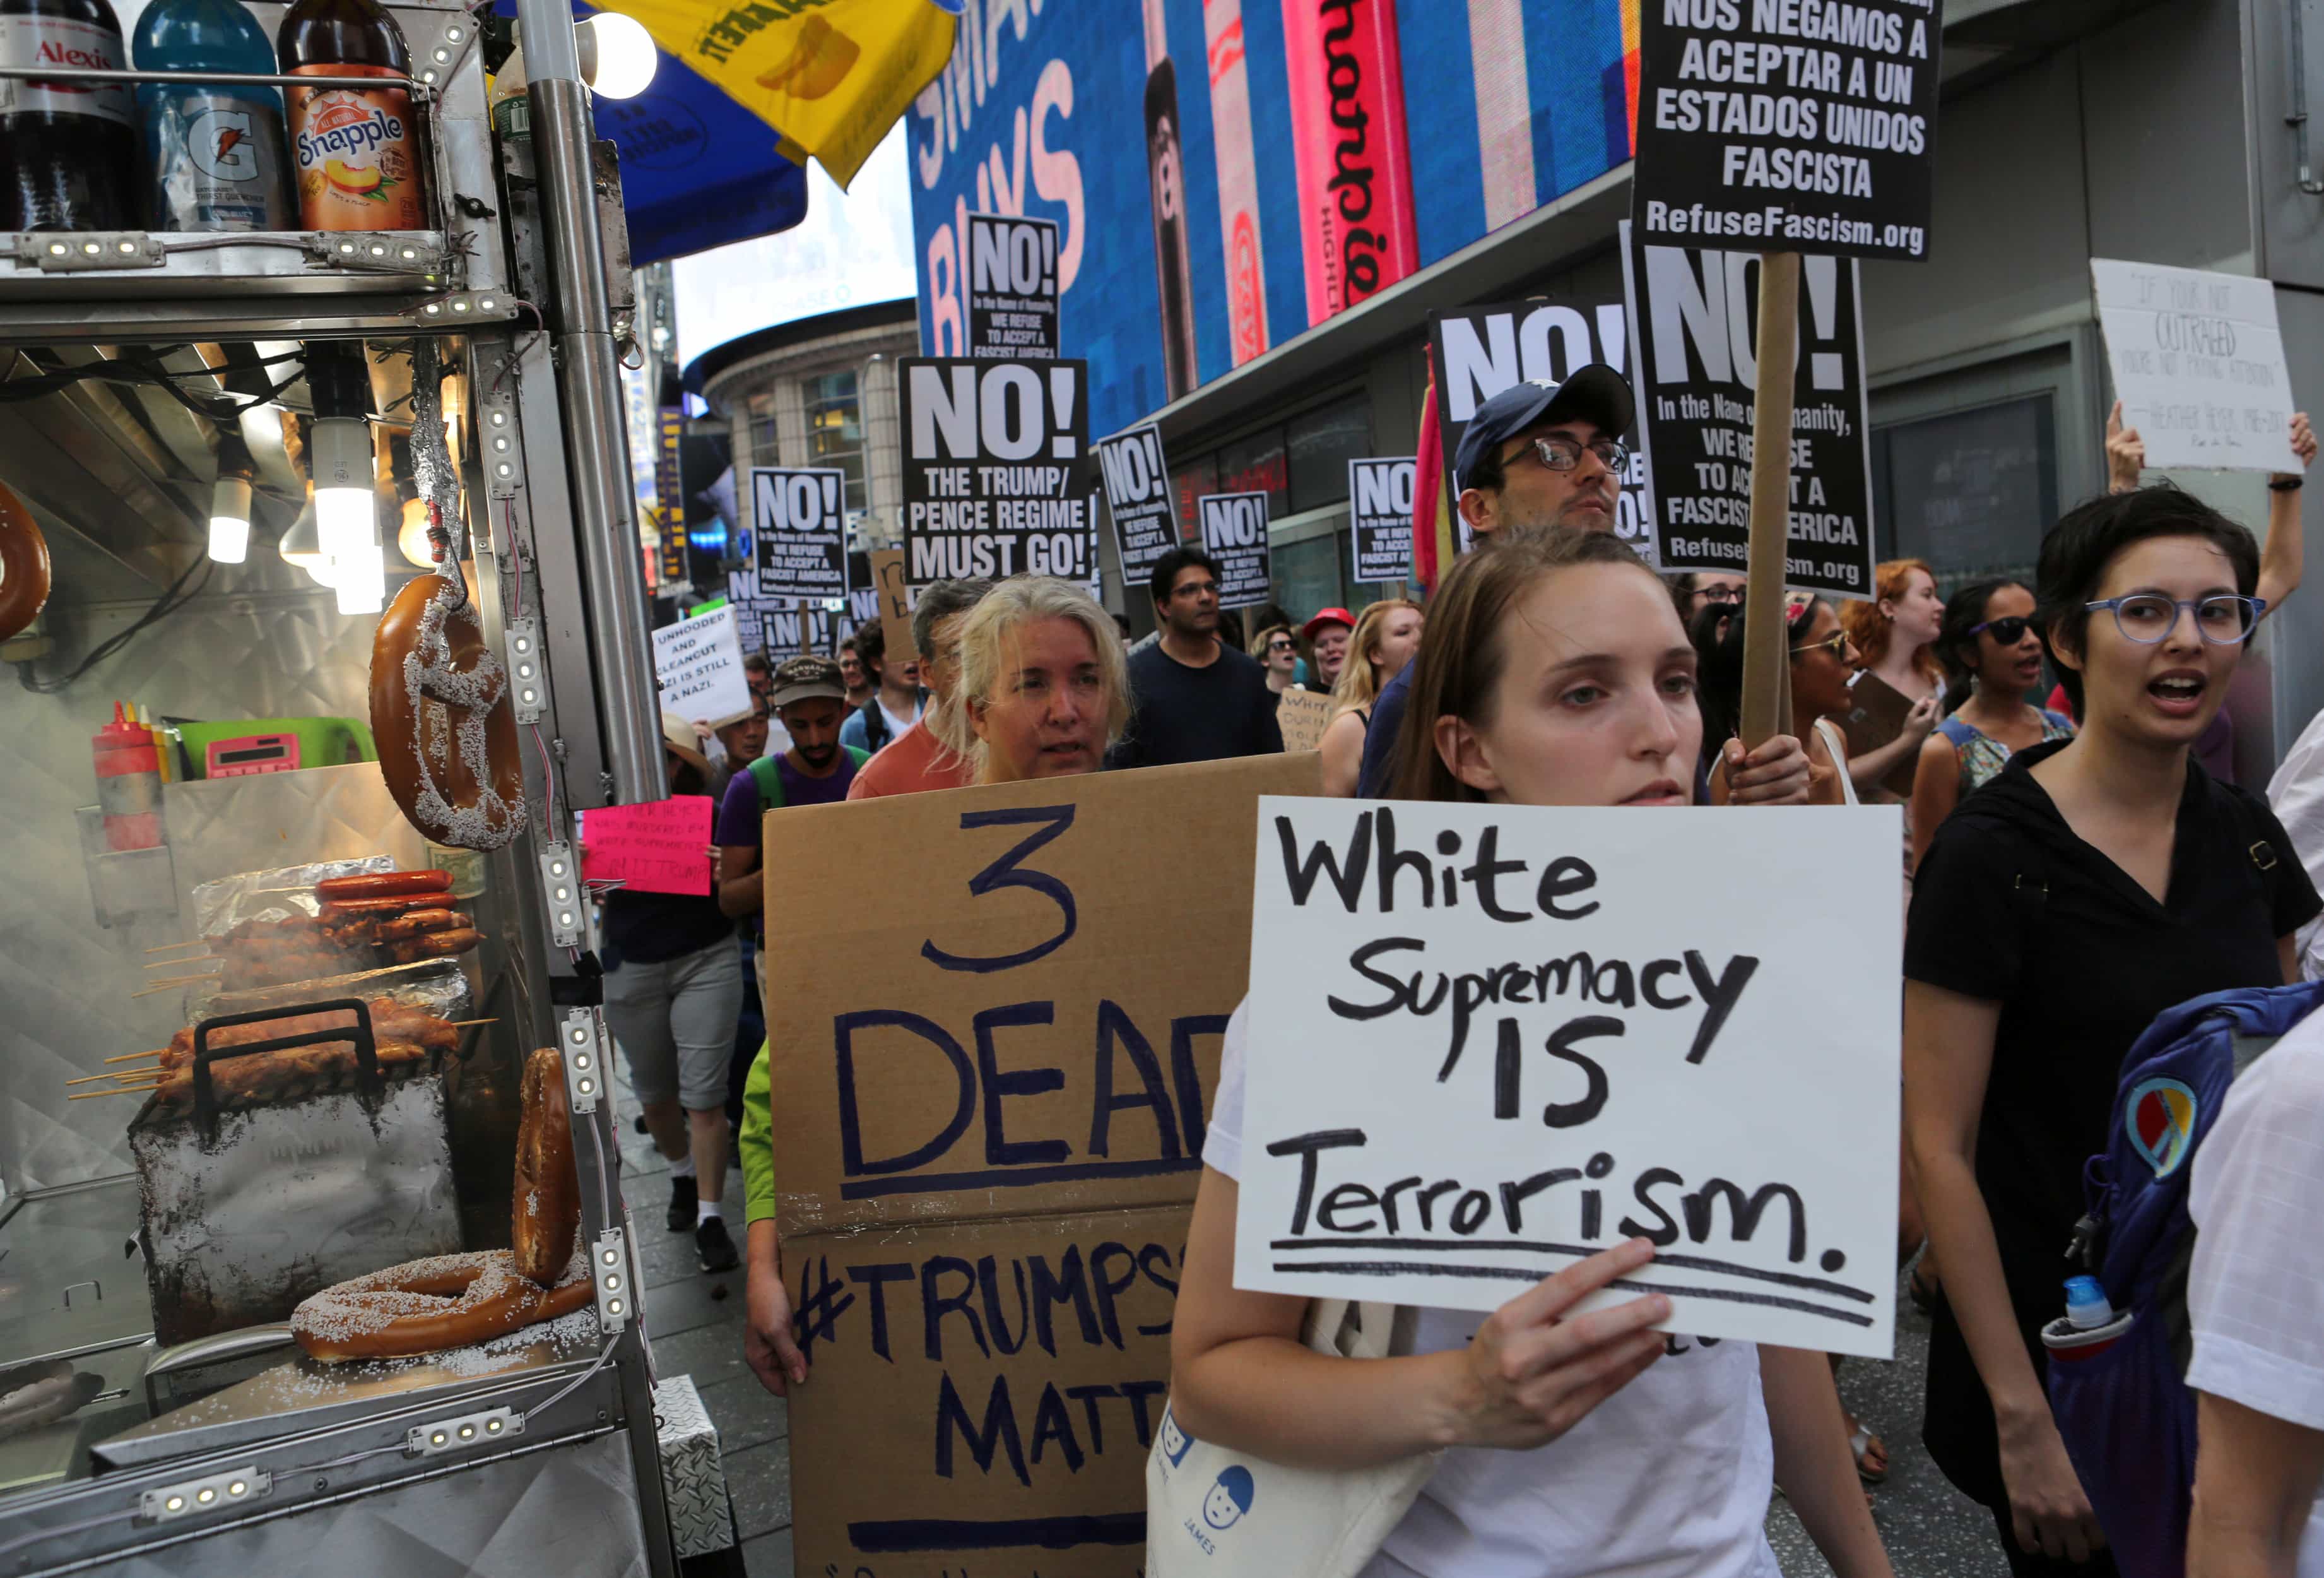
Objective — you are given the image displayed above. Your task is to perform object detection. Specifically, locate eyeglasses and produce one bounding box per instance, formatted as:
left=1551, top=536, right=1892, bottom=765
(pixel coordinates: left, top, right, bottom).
left=1171, top=580, right=1220, bottom=600
left=1696, top=584, right=1743, bottom=605
left=1969, top=615, right=2036, bottom=646
left=1788, top=630, right=1851, bottom=660
left=2084, top=594, right=2266, bottom=644
left=1525, top=435, right=1629, bottom=473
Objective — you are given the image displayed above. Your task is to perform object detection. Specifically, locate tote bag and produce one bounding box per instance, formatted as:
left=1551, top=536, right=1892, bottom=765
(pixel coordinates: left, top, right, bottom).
left=1145, top=1299, right=1442, bottom=1578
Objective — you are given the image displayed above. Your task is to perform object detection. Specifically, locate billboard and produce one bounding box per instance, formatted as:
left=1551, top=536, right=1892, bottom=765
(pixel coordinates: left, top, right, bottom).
left=909, top=1, right=1644, bottom=439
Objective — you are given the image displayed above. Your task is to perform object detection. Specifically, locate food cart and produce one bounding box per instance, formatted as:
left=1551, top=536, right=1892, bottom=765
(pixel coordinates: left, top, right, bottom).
left=0, top=0, right=683, bottom=1569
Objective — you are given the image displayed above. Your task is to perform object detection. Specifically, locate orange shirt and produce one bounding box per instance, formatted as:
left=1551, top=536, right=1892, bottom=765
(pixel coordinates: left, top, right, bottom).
left=846, top=718, right=974, bottom=799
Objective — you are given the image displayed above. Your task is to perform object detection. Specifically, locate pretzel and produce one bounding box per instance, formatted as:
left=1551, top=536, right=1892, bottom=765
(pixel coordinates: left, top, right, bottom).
left=510, top=1047, right=581, bottom=1284
left=289, top=1250, right=593, bottom=1362
left=0, top=479, right=51, bottom=644
left=369, top=340, right=524, bottom=851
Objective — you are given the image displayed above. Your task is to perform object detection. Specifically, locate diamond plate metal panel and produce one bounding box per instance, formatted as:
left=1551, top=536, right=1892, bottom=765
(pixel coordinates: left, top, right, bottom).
left=0, top=587, right=381, bottom=1197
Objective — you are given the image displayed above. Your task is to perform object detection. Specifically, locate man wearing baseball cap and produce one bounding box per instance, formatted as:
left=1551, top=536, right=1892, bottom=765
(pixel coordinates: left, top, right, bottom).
left=1354, top=365, right=1810, bottom=807
left=714, top=655, right=868, bottom=955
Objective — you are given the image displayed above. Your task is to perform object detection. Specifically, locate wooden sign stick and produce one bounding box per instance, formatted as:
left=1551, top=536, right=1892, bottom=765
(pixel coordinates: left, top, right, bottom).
left=1739, top=251, right=1802, bottom=749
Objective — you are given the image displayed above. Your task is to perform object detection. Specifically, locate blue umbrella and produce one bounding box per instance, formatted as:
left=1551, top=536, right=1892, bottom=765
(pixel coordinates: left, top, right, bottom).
left=500, top=2, right=810, bottom=265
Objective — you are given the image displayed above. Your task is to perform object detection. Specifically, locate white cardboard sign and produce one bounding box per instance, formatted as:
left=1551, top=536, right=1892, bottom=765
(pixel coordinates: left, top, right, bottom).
left=651, top=602, right=754, bottom=728
left=1238, top=799, right=1902, bottom=1357
left=2092, top=259, right=2301, bottom=473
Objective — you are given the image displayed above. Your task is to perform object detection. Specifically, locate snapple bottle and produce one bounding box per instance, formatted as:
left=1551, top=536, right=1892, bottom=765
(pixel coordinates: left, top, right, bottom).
left=278, top=0, right=423, bottom=230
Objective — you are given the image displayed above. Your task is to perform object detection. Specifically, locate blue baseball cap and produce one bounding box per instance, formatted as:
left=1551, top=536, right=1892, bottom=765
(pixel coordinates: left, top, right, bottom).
left=1453, top=365, right=1636, bottom=494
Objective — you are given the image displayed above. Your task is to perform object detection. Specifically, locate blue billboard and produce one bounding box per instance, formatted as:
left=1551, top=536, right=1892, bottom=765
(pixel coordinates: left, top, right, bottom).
left=907, top=0, right=1641, bottom=439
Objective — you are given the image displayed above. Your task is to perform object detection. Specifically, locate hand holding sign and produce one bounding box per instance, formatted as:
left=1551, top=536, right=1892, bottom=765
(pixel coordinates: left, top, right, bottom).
left=1446, top=1238, right=1671, bottom=1451
left=580, top=798, right=716, bottom=896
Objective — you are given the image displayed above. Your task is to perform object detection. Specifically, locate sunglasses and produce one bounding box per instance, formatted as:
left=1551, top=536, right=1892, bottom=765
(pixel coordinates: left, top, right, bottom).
left=1788, top=630, right=1850, bottom=660
left=1969, top=615, right=2036, bottom=646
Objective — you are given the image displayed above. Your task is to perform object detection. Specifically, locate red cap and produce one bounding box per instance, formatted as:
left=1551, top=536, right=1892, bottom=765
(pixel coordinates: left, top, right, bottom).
left=1301, top=608, right=1355, bottom=641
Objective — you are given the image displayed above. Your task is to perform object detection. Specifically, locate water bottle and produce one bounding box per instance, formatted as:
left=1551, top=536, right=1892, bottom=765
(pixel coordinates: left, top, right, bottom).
left=2063, top=1276, right=2114, bottom=1331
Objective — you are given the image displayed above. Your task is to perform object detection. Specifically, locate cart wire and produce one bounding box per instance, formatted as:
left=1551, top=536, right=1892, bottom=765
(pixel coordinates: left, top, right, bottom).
left=20, top=554, right=215, bottom=694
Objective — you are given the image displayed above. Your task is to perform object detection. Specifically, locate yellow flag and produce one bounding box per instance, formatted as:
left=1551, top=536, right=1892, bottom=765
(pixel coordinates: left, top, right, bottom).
left=600, top=0, right=956, bottom=189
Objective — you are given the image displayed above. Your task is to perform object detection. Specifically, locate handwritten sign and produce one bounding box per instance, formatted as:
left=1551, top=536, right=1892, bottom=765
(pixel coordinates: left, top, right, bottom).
left=764, top=754, right=1321, bottom=1575
left=2094, top=259, right=2301, bottom=473
left=870, top=545, right=916, bottom=662
left=1239, top=800, right=1901, bottom=1358
left=1277, top=688, right=1333, bottom=754
left=579, top=797, right=712, bottom=896
left=650, top=603, right=753, bottom=728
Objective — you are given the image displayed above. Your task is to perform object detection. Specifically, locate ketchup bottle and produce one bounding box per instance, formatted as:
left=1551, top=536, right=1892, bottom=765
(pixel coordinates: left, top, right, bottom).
left=93, top=700, right=164, bottom=850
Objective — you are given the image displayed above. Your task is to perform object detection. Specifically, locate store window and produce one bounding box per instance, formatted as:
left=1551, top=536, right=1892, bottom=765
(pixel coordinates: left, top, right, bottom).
left=1872, top=394, right=2058, bottom=593
left=1285, top=394, right=1371, bottom=513
left=1171, top=454, right=1217, bottom=549
left=1271, top=533, right=1345, bottom=622
left=803, top=369, right=866, bottom=513
left=745, top=391, right=779, bottom=467
left=1215, top=427, right=1289, bottom=518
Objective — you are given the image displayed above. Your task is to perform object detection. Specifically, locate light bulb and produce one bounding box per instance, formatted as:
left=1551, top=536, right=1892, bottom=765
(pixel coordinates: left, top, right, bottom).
left=317, top=487, right=375, bottom=562
left=278, top=494, right=329, bottom=582
left=309, top=416, right=376, bottom=561
left=579, top=12, right=657, bottom=99
left=333, top=543, right=385, bottom=615
left=208, top=476, right=252, bottom=565
left=398, top=496, right=437, bottom=568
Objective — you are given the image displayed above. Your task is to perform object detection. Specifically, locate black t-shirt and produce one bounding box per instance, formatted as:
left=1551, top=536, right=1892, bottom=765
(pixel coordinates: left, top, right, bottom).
left=601, top=887, right=733, bottom=965
left=1106, top=639, right=1284, bottom=769
left=1904, top=739, right=2320, bottom=1502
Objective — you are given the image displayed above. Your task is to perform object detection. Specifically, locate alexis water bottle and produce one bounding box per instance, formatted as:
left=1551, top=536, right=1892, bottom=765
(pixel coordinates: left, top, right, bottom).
left=135, top=0, right=293, bottom=230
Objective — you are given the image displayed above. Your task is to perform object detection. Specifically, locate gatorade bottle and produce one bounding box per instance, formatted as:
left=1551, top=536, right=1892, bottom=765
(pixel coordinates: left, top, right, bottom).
left=277, top=0, right=423, bottom=230
left=93, top=701, right=163, bottom=850
left=0, top=0, right=136, bottom=231
left=134, top=0, right=293, bottom=231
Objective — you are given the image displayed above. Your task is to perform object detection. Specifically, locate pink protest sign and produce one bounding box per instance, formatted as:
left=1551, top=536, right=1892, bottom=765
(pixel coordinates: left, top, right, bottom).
left=581, top=797, right=714, bottom=896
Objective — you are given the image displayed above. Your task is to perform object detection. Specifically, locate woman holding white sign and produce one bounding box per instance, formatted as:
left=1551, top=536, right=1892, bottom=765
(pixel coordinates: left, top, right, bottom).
left=1905, top=487, right=2322, bottom=1574
left=1170, top=528, right=1893, bottom=1578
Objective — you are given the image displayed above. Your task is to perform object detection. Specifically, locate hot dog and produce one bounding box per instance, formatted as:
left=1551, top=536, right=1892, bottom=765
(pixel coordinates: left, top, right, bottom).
left=319, top=889, right=450, bottom=917
left=374, top=908, right=467, bottom=942
left=387, top=927, right=480, bottom=964
left=316, top=870, right=452, bottom=901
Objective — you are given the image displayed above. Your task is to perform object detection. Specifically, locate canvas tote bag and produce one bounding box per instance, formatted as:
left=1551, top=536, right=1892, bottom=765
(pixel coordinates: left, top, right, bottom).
left=1145, top=1298, right=1442, bottom=1578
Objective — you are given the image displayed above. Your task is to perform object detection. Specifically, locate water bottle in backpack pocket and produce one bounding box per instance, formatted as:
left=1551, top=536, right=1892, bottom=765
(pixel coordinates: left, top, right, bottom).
left=2043, top=979, right=2324, bottom=1578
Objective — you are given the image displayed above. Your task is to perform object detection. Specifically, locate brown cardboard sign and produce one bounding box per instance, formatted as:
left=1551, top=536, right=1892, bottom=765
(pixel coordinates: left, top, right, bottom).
left=784, top=1205, right=1186, bottom=1577
left=764, top=752, right=1321, bottom=1240
left=871, top=545, right=917, bottom=662
left=1275, top=688, right=1333, bottom=754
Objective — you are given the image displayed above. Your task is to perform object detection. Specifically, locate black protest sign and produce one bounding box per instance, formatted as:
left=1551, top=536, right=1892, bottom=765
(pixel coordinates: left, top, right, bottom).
left=1425, top=300, right=1656, bottom=564
left=841, top=549, right=877, bottom=638
left=1196, top=492, right=1273, bottom=610
left=900, top=357, right=1097, bottom=587
left=1095, top=424, right=1181, bottom=588
left=968, top=211, right=1061, bottom=359
left=1620, top=222, right=1876, bottom=598
left=1634, top=0, right=1942, bottom=263
left=1347, top=457, right=1416, bottom=584
left=767, top=604, right=837, bottom=657
left=750, top=466, right=849, bottom=602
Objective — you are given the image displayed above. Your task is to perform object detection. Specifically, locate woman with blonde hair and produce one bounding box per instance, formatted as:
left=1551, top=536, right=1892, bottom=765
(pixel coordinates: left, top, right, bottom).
left=1248, top=623, right=1300, bottom=694
left=955, top=575, right=1133, bottom=784
left=1837, top=558, right=1945, bottom=802
left=1317, top=598, right=1424, bottom=796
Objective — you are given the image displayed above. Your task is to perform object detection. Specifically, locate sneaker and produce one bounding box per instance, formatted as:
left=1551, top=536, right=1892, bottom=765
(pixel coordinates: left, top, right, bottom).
left=666, top=1174, right=697, bottom=1232
left=695, top=1215, right=739, bottom=1273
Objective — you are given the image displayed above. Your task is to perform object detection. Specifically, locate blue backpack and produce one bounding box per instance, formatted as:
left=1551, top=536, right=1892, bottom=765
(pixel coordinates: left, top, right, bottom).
left=2045, top=978, right=2324, bottom=1577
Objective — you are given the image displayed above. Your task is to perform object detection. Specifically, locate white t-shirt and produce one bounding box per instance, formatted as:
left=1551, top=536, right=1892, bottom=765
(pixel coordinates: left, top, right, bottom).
left=2188, top=1010, right=2324, bottom=1576
left=2267, top=708, right=2324, bottom=981
left=1205, top=1002, right=1781, bottom=1578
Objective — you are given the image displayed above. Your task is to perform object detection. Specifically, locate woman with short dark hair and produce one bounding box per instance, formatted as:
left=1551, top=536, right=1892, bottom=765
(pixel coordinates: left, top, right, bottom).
left=1905, top=486, right=2322, bottom=1574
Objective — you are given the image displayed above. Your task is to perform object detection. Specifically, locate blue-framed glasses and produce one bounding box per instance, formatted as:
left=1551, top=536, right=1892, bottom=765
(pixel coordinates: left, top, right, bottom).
left=2084, top=594, right=2267, bottom=644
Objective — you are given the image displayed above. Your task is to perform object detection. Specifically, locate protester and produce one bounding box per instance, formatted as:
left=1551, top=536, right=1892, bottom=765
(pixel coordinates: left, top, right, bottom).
left=2268, top=704, right=2324, bottom=981
left=1669, top=569, right=1747, bottom=624
left=1696, top=594, right=1862, bottom=806
left=1106, top=546, right=1283, bottom=768
left=1302, top=606, right=1355, bottom=692
left=1356, top=366, right=1810, bottom=805
left=2093, top=403, right=2313, bottom=784
left=743, top=651, right=774, bottom=711
left=1172, top=526, right=1894, bottom=1578
left=1907, top=581, right=2077, bottom=874
left=839, top=617, right=927, bottom=754
left=1111, top=610, right=1134, bottom=649
left=836, top=635, right=875, bottom=711
left=1249, top=623, right=1299, bottom=694
left=1318, top=598, right=1422, bottom=797
left=2184, top=1002, right=2324, bottom=1577
left=1838, top=557, right=1945, bottom=799
left=714, top=656, right=866, bottom=986
left=738, top=578, right=1124, bottom=1396
left=960, top=575, right=1131, bottom=783
left=1904, top=486, right=2320, bottom=1575
left=601, top=714, right=742, bottom=1272
left=847, top=577, right=989, bottom=800
left=709, top=698, right=769, bottom=796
